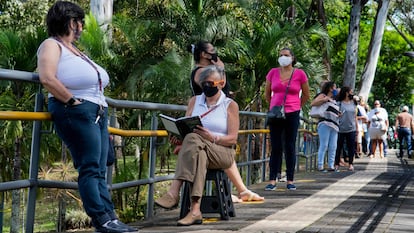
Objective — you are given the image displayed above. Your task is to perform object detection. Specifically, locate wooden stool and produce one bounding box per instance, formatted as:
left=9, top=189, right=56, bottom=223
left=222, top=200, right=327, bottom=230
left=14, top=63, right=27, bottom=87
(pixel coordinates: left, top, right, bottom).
left=179, top=169, right=236, bottom=220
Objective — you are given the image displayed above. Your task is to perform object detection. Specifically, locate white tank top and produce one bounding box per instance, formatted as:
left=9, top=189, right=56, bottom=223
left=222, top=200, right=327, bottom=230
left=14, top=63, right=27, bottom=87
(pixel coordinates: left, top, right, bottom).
left=41, top=38, right=109, bottom=106
left=191, top=91, right=233, bottom=136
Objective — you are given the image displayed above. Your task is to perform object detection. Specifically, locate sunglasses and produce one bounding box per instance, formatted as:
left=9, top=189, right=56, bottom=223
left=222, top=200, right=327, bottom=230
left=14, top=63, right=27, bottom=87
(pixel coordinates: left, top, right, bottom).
left=201, top=80, right=224, bottom=87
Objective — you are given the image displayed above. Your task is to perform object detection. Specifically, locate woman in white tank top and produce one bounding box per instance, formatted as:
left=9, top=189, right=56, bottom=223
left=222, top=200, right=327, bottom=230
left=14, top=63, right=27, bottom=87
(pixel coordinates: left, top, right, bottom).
left=37, top=2, right=135, bottom=232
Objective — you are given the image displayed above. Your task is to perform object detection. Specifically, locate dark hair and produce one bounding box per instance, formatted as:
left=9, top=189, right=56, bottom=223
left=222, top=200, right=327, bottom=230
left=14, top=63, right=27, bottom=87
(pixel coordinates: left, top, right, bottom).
left=187, top=40, right=210, bottom=63
left=280, top=47, right=297, bottom=66
left=320, top=81, right=335, bottom=95
left=46, top=1, right=85, bottom=37
left=337, top=86, right=351, bottom=101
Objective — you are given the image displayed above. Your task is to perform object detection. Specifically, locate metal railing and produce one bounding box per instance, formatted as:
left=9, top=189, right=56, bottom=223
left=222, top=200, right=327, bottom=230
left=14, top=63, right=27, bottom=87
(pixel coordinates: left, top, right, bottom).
left=0, top=68, right=319, bottom=233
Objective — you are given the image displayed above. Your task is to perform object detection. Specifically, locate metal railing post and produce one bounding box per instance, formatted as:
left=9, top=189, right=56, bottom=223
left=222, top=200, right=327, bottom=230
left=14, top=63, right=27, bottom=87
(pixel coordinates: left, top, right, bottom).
left=145, top=114, right=158, bottom=219
left=261, top=122, right=268, bottom=182
left=25, top=91, right=44, bottom=233
left=246, top=119, right=253, bottom=186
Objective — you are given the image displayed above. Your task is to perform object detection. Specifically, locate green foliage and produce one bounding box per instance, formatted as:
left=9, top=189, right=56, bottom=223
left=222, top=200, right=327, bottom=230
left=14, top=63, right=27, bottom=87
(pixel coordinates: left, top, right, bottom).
left=0, top=0, right=51, bottom=35
left=65, top=209, right=92, bottom=229
left=371, top=30, right=414, bottom=121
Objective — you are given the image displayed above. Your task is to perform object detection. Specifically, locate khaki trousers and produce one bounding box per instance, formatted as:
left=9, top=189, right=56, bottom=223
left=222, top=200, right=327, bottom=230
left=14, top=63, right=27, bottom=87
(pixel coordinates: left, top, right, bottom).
left=175, top=133, right=235, bottom=198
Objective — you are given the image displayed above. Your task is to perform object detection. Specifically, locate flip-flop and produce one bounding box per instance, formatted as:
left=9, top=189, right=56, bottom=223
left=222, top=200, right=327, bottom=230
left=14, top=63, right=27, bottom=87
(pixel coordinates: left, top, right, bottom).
left=231, top=194, right=243, bottom=203
left=239, top=189, right=264, bottom=202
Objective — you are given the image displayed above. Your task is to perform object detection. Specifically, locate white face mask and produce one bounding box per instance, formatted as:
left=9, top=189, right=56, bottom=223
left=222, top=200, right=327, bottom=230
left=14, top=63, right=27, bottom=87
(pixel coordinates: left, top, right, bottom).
left=278, top=55, right=292, bottom=67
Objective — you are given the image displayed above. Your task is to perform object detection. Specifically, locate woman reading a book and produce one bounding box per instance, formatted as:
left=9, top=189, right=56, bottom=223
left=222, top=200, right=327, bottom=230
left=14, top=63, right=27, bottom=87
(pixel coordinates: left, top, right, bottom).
left=185, top=40, right=264, bottom=203
left=155, top=65, right=239, bottom=226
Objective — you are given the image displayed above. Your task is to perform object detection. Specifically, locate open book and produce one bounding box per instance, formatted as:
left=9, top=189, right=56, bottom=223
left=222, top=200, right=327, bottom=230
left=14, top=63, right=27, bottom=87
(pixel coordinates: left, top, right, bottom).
left=159, top=114, right=202, bottom=139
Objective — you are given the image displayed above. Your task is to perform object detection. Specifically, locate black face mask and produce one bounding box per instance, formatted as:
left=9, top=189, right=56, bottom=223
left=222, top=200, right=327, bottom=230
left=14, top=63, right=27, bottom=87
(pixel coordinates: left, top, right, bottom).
left=348, top=94, right=354, bottom=99
left=202, top=85, right=219, bottom=97
left=205, top=51, right=218, bottom=62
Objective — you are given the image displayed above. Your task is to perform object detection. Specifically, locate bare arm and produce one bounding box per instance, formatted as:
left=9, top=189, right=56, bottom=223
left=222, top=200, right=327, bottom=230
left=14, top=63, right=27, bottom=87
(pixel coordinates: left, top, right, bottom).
left=311, top=94, right=328, bottom=106
left=185, top=97, right=196, bottom=117
left=219, top=101, right=240, bottom=146
left=265, top=80, right=272, bottom=103
left=37, top=40, right=73, bottom=103
left=300, top=81, right=310, bottom=107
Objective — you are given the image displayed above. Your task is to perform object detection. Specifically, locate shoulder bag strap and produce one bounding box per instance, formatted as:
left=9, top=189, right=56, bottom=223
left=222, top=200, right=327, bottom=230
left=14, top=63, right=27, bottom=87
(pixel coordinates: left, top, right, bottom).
left=281, top=68, right=295, bottom=107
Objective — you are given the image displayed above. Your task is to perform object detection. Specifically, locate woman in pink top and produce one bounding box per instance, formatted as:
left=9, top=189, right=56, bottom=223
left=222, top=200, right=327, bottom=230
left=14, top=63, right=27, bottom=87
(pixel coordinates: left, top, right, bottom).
left=264, top=47, right=310, bottom=191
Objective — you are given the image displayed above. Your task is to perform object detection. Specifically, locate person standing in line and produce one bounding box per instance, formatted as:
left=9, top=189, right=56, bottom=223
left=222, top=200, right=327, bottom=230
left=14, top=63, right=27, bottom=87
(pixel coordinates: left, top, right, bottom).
left=355, top=96, right=368, bottom=158
left=358, top=96, right=370, bottom=156
left=264, top=47, right=310, bottom=191
left=37, top=1, right=137, bottom=232
left=334, top=87, right=358, bottom=171
left=395, top=105, right=414, bottom=158
left=367, top=100, right=389, bottom=158
left=175, top=41, right=264, bottom=202
left=311, top=81, right=340, bottom=172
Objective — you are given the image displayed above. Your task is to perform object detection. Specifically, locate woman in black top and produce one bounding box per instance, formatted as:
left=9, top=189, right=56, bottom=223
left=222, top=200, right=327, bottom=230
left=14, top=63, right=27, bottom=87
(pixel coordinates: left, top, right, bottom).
left=183, top=41, right=262, bottom=202
left=188, top=41, right=230, bottom=97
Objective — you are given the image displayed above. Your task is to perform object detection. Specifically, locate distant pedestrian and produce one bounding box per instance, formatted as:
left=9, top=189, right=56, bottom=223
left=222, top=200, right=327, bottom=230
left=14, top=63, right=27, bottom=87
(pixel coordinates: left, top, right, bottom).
left=367, top=100, right=388, bottom=158
left=355, top=96, right=368, bottom=158
left=335, top=87, right=357, bottom=171
left=264, top=47, right=310, bottom=191
left=395, top=105, right=414, bottom=158
left=311, top=81, right=340, bottom=172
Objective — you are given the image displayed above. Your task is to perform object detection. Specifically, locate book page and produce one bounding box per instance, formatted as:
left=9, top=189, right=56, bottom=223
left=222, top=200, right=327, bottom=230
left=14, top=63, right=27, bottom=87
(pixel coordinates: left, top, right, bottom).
left=159, top=114, right=181, bottom=136
left=176, top=115, right=202, bottom=136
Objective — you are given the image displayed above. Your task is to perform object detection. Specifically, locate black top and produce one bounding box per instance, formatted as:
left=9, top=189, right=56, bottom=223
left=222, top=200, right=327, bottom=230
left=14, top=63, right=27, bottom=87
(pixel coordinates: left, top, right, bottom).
left=190, top=66, right=231, bottom=97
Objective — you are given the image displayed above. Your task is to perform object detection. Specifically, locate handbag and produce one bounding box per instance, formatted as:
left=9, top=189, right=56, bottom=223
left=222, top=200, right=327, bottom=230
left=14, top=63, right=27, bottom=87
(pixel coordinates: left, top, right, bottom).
left=310, top=100, right=340, bottom=119
left=266, top=105, right=285, bottom=125
left=266, top=69, right=295, bottom=125
left=310, top=104, right=327, bottom=118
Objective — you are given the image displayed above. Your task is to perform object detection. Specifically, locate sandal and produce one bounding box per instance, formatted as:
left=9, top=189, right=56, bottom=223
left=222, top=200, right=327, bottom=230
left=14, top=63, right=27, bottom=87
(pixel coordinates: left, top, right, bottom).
left=231, top=194, right=243, bottom=203
left=239, top=189, right=264, bottom=202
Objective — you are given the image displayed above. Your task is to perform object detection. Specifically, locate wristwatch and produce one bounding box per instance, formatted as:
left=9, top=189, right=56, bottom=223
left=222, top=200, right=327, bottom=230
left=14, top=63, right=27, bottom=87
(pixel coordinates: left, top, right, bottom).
left=66, top=96, right=76, bottom=106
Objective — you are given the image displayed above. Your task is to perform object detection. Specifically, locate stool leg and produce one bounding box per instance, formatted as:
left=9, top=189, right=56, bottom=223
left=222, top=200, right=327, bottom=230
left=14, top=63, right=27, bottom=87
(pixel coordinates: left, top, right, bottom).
left=222, top=173, right=236, bottom=217
left=179, top=181, right=191, bottom=219
left=215, top=171, right=230, bottom=220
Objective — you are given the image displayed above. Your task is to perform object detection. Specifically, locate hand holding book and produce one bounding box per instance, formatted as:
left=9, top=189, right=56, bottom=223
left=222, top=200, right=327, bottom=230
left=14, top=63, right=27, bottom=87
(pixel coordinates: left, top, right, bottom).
left=159, top=114, right=203, bottom=139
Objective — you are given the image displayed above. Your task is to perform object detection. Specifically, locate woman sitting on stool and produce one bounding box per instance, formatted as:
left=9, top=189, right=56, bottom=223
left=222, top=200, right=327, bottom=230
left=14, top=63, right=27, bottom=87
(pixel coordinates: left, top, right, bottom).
left=155, top=65, right=239, bottom=226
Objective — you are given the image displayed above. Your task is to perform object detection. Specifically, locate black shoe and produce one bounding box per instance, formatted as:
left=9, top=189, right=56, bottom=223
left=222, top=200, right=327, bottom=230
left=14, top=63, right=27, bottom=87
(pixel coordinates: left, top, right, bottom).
left=112, top=219, right=138, bottom=232
left=95, top=220, right=130, bottom=233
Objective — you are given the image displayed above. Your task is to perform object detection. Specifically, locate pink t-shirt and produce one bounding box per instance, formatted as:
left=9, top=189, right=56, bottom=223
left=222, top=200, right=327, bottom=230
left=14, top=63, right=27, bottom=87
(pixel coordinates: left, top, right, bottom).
left=266, top=68, right=308, bottom=113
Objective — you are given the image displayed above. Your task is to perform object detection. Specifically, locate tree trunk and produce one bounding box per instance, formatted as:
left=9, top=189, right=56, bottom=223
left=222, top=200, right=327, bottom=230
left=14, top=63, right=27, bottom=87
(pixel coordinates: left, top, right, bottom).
left=90, top=0, right=113, bottom=31
left=359, top=0, right=391, bottom=101
left=342, top=0, right=364, bottom=90
left=10, top=138, right=21, bottom=233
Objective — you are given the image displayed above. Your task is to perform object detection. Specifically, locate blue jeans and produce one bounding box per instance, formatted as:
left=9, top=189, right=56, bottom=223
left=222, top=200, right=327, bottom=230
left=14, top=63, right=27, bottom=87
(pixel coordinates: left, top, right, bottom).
left=335, top=131, right=356, bottom=166
left=317, top=123, right=338, bottom=169
left=48, top=98, right=115, bottom=226
left=268, top=111, right=300, bottom=182
left=398, top=127, right=412, bottom=156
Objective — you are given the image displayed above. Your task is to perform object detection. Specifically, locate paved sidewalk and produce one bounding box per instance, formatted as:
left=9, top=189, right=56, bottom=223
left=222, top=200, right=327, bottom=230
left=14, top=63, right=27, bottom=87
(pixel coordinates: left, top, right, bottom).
left=132, top=149, right=414, bottom=233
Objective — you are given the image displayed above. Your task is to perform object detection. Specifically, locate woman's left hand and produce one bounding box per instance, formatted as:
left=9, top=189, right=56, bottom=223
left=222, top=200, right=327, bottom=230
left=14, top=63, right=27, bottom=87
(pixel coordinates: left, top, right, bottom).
left=193, top=125, right=214, bottom=142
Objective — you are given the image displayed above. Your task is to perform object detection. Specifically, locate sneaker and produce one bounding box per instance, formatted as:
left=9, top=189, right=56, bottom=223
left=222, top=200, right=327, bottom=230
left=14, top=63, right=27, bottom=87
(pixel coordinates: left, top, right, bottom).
left=286, top=184, right=296, bottom=190
left=318, top=168, right=327, bottom=173
left=264, top=183, right=277, bottom=191
left=111, top=219, right=138, bottom=232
